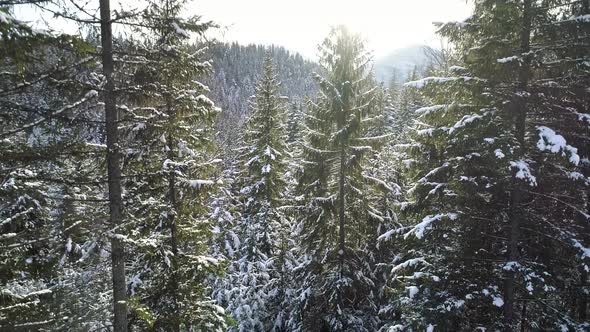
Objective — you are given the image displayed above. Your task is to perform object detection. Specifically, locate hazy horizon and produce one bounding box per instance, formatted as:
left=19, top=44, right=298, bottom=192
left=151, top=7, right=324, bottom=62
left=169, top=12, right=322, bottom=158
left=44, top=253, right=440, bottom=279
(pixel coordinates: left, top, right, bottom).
left=195, top=0, right=472, bottom=59
left=14, top=0, right=472, bottom=60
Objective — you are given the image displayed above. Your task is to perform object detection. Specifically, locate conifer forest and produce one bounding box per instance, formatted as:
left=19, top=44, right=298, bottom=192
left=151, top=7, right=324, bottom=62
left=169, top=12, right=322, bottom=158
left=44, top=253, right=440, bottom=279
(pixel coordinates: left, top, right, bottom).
left=1, top=0, right=589, bottom=331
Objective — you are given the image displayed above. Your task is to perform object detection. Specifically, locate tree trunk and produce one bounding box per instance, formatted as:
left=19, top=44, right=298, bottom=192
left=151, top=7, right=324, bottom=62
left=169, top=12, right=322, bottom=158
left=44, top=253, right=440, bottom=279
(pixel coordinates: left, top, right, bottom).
left=99, top=0, right=128, bottom=330
left=338, top=148, right=346, bottom=257
left=504, top=0, right=532, bottom=329
left=580, top=184, right=590, bottom=321
left=167, top=104, right=180, bottom=332
left=337, top=144, right=346, bottom=308
left=579, top=0, right=590, bottom=322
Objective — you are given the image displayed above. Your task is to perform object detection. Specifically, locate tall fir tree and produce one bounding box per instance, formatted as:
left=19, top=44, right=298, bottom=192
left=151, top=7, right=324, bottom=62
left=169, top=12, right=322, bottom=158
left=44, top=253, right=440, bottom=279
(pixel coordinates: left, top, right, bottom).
left=292, top=26, right=389, bottom=331
left=119, top=0, right=226, bottom=330
left=215, top=53, right=296, bottom=331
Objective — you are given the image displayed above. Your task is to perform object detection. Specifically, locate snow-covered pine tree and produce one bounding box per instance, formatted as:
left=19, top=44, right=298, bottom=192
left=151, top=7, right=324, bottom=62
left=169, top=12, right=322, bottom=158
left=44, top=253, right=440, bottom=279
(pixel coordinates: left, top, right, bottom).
left=292, top=26, right=389, bottom=332
left=217, top=53, right=296, bottom=331
left=119, top=0, right=226, bottom=330
left=381, top=0, right=589, bottom=330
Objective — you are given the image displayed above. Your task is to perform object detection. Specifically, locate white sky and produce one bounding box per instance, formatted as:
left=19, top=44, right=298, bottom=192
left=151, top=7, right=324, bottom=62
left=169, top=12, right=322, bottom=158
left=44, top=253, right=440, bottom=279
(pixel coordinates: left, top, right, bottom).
left=194, top=0, right=472, bottom=59
left=13, top=0, right=472, bottom=60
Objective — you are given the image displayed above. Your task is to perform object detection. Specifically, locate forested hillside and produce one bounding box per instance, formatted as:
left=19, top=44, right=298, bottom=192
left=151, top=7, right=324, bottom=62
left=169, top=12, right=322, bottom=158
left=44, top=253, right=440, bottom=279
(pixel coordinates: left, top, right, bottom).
left=205, top=43, right=317, bottom=150
left=1, top=0, right=589, bottom=331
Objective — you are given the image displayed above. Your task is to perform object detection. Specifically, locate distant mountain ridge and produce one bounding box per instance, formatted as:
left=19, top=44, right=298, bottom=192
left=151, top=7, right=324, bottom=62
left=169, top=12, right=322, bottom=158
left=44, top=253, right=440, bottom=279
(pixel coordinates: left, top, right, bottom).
left=373, top=45, right=429, bottom=83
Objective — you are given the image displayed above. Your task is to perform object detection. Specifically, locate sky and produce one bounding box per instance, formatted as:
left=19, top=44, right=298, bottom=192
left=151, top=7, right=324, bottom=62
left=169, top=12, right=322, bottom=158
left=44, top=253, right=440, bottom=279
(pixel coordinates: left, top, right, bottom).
left=13, top=0, right=472, bottom=60
left=194, top=0, right=472, bottom=59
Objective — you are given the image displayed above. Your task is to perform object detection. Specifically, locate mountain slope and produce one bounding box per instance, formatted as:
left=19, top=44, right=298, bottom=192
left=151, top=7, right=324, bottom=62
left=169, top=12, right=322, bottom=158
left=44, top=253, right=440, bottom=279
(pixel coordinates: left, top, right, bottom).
left=205, top=43, right=318, bottom=149
left=373, top=45, right=429, bottom=83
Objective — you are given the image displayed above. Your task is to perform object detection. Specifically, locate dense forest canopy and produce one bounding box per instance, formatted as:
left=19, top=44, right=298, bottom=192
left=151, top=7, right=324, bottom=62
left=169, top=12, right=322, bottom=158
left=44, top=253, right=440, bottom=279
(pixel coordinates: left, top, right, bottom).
left=0, top=0, right=589, bottom=331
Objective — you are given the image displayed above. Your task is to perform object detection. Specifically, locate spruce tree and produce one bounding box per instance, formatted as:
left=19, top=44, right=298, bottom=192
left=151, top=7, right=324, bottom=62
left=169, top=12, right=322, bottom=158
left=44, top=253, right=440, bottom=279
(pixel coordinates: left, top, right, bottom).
left=381, top=0, right=589, bottom=330
left=293, top=26, right=388, bottom=331
left=216, top=53, right=295, bottom=331
left=119, top=0, right=226, bottom=330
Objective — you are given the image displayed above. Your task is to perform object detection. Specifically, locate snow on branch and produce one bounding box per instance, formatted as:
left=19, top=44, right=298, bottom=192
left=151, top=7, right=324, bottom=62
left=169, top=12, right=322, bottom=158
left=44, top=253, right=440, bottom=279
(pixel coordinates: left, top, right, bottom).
left=171, top=21, right=190, bottom=38
left=497, top=55, right=520, bottom=64
left=536, top=126, right=580, bottom=165
left=184, top=179, right=216, bottom=189
left=363, top=174, right=394, bottom=192
left=404, top=76, right=483, bottom=89
left=509, top=160, right=537, bottom=186
left=391, top=257, right=431, bottom=273
left=404, top=213, right=458, bottom=240
left=415, top=105, right=447, bottom=116
left=553, top=14, right=590, bottom=24
left=576, top=112, right=590, bottom=128
left=572, top=238, right=590, bottom=262
left=449, top=113, right=486, bottom=134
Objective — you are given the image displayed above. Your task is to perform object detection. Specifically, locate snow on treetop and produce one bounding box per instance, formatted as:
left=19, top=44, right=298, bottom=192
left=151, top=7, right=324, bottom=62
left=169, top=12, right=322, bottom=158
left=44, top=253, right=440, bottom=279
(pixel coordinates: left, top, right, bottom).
left=536, top=126, right=580, bottom=165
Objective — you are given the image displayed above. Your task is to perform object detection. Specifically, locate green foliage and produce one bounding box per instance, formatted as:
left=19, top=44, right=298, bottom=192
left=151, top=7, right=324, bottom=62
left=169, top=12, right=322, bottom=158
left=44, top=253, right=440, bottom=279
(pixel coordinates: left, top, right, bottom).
left=293, top=26, right=390, bottom=332
left=119, top=0, right=227, bottom=330
left=382, top=1, right=590, bottom=330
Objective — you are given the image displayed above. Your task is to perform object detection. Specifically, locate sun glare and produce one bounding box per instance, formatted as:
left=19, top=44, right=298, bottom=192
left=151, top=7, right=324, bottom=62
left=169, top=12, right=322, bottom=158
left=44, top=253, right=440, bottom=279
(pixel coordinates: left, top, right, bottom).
left=196, top=0, right=472, bottom=58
